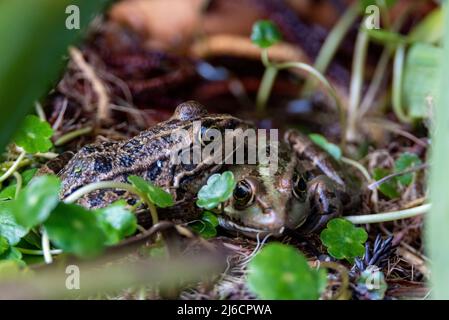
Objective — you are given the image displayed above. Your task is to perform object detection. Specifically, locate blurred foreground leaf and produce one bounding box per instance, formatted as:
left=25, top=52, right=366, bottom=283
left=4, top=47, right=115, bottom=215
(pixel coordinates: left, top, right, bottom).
left=0, top=0, right=109, bottom=150
left=247, top=243, right=327, bottom=300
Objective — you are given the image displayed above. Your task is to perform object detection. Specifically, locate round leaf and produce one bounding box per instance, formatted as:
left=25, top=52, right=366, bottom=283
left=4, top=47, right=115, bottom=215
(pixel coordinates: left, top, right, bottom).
left=196, top=172, right=236, bottom=210
left=320, top=218, right=368, bottom=262
left=251, top=20, right=282, bottom=49
left=95, top=202, right=137, bottom=245
left=11, top=175, right=61, bottom=228
left=44, top=203, right=106, bottom=257
left=0, top=202, right=28, bottom=246
left=394, top=152, right=422, bottom=186
left=128, top=175, right=174, bottom=208
left=247, top=243, right=327, bottom=300
left=13, top=115, right=53, bottom=153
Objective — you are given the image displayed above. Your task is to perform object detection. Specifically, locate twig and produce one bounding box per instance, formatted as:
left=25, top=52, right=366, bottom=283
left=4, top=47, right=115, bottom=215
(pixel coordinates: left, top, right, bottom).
left=69, top=46, right=110, bottom=123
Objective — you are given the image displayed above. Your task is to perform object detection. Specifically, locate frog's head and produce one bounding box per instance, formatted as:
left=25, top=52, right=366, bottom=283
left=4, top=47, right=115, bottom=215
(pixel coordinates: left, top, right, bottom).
left=220, top=150, right=311, bottom=238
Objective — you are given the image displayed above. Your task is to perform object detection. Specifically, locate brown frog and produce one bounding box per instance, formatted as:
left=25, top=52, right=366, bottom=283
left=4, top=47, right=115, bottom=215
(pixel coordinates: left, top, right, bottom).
left=50, top=101, right=360, bottom=237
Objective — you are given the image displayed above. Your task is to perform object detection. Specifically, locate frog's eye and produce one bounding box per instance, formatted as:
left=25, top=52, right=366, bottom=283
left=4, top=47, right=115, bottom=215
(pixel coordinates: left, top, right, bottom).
left=233, top=180, right=255, bottom=209
left=292, top=173, right=307, bottom=200
left=198, top=125, right=220, bottom=146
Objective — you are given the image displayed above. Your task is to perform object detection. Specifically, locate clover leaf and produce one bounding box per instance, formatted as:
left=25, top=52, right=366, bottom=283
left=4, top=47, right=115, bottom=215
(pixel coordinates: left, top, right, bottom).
left=0, top=236, right=8, bottom=255
left=0, top=202, right=28, bottom=246
left=247, top=243, right=327, bottom=300
left=320, top=218, right=368, bottom=262
left=95, top=201, right=137, bottom=245
left=196, top=172, right=235, bottom=210
left=190, top=211, right=219, bottom=239
left=251, top=20, right=282, bottom=49
left=10, top=175, right=61, bottom=228
left=44, top=203, right=106, bottom=257
left=394, top=152, right=422, bottom=186
left=13, top=115, right=53, bottom=153
left=309, top=133, right=342, bottom=161
left=128, top=175, right=174, bottom=208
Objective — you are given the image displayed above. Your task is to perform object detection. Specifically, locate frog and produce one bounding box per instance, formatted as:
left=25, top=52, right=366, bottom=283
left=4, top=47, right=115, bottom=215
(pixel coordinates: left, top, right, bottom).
left=221, top=129, right=361, bottom=238
left=47, top=100, right=360, bottom=237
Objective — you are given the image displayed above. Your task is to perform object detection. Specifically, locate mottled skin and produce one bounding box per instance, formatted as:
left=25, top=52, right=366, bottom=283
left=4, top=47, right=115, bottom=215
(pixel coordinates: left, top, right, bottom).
left=53, top=101, right=360, bottom=237
left=58, top=101, right=251, bottom=216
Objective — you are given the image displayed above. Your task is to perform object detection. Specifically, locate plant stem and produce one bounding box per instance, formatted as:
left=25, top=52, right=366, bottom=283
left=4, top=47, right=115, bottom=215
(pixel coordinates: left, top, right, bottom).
left=63, top=180, right=160, bottom=225
left=54, top=126, right=93, bottom=146
left=341, top=157, right=371, bottom=182
left=428, top=2, right=449, bottom=299
left=0, top=150, right=26, bottom=183
left=347, top=27, right=369, bottom=142
left=13, top=171, right=22, bottom=199
left=41, top=228, right=53, bottom=264
left=63, top=181, right=137, bottom=204
left=345, top=203, right=430, bottom=224
left=256, top=65, right=278, bottom=112
left=278, top=61, right=347, bottom=148
left=303, top=3, right=360, bottom=94
left=17, top=248, right=63, bottom=255
left=392, top=44, right=412, bottom=123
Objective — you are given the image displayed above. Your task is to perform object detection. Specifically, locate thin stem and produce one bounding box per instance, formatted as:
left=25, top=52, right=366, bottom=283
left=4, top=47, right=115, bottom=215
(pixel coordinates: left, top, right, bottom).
left=368, top=163, right=428, bottom=190
left=35, top=102, right=46, bottom=122
left=392, top=44, right=412, bottom=123
left=345, top=203, right=430, bottom=224
left=256, top=65, right=278, bottom=112
left=12, top=171, right=22, bottom=199
left=63, top=181, right=137, bottom=204
left=341, top=157, right=371, bottom=182
left=54, top=126, right=93, bottom=146
left=17, top=248, right=63, bottom=255
left=303, top=3, right=360, bottom=93
left=41, top=228, right=53, bottom=264
left=277, top=61, right=347, bottom=148
left=319, top=261, right=350, bottom=300
left=347, top=27, right=369, bottom=141
left=0, top=151, right=26, bottom=183
left=35, top=152, right=59, bottom=159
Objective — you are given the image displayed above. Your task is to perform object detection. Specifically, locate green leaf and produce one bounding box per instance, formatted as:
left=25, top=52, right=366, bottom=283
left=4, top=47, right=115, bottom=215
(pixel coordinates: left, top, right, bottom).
left=95, top=201, right=137, bottom=245
left=0, top=246, right=23, bottom=263
left=320, top=218, right=368, bottom=263
left=373, top=168, right=399, bottom=199
left=403, top=43, right=442, bottom=119
left=190, top=211, right=219, bottom=239
left=10, top=175, right=60, bottom=228
left=356, top=267, right=388, bottom=300
left=0, top=236, right=9, bottom=255
left=0, top=0, right=110, bottom=151
left=394, top=152, right=422, bottom=186
left=196, top=172, right=236, bottom=210
left=128, top=175, right=174, bottom=208
left=202, top=211, right=219, bottom=227
left=0, top=202, right=28, bottom=246
left=13, top=115, right=53, bottom=153
left=0, top=168, right=38, bottom=200
left=309, top=133, right=342, bottom=161
left=247, top=243, right=327, bottom=300
left=251, top=20, right=282, bottom=49
left=409, top=8, right=443, bottom=44
left=190, top=221, right=217, bottom=239
left=44, top=203, right=106, bottom=257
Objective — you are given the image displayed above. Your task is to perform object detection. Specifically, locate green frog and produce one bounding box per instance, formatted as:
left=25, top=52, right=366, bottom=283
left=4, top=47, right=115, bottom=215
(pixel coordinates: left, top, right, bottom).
left=50, top=101, right=360, bottom=237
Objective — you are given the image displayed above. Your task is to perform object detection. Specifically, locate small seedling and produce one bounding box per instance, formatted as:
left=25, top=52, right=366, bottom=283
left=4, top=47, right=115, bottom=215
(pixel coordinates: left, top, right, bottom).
left=196, top=171, right=235, bottom=210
